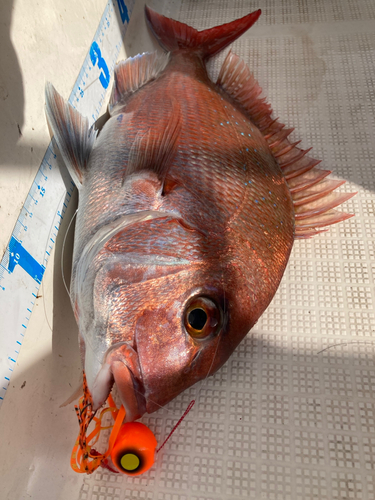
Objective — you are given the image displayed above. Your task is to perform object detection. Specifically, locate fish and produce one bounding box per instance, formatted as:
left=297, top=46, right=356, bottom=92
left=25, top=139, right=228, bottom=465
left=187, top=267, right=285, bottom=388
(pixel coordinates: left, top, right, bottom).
left=45, top=7, right=355, bottom=422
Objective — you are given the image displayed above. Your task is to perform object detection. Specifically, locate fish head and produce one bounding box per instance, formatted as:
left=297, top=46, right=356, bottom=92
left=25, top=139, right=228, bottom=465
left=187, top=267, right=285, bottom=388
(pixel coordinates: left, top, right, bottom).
left=131, top=262, right=255, bottom=415
left=74, top=210, right=271, bottom=421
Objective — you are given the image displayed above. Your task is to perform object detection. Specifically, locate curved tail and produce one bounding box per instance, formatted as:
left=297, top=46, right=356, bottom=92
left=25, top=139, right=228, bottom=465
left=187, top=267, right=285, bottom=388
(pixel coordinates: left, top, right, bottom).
left=145, top=5, right=261, bottom=59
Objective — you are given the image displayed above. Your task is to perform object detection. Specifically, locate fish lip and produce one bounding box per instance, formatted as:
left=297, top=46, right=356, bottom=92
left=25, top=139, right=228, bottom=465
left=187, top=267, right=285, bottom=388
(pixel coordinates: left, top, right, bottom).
left=91, top=342, right=146, bottom=421
left=107, top=343, right=146, bottom=421
left=111, top=360, right=146, bottom=422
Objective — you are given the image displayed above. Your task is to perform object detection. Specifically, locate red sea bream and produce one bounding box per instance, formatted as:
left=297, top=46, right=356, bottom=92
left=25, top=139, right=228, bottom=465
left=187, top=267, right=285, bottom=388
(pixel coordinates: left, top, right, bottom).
left=45, top=7, right=355, bottom=421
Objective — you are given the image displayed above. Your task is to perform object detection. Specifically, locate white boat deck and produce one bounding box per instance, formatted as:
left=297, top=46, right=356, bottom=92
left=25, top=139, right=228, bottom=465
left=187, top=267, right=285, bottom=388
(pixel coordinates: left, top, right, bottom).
left=0, top=0, right=374, bottom=498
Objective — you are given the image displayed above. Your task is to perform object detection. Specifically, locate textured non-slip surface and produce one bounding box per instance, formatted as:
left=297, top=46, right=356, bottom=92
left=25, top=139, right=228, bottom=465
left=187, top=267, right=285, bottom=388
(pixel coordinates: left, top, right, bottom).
left=1, top=0, right=375, bottom=499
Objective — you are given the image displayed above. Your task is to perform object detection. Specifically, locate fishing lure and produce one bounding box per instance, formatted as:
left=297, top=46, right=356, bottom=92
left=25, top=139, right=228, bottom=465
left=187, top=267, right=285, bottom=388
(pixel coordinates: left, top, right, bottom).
left=71, top=373, right=157, bottom=475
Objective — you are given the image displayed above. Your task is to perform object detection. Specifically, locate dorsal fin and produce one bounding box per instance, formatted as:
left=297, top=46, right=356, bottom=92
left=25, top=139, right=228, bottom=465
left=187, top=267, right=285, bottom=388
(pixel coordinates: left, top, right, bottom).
left=124, top=98, right=181, bottom=187
left=217, top=51, right=356, bottom=239
left=45, top=82, right=96, bottom=187
left=145, top=6, right=261, bottom=59
left=109, top=51, right=169, bottom=113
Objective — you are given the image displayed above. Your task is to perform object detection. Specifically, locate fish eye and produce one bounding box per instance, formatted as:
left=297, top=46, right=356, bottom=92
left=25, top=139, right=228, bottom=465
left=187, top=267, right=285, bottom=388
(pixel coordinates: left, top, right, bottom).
left=184, top=297, right=222, bottom=340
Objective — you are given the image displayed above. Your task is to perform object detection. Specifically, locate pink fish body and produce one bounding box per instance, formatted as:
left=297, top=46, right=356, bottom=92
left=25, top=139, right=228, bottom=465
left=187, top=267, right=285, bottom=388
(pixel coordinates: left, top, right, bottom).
left=45, top=8, right=354, bottom=421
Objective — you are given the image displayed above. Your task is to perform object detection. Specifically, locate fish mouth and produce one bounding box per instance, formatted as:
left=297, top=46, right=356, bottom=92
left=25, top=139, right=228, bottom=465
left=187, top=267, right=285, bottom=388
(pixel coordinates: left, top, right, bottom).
left=89, top=343, right=146, bottom=422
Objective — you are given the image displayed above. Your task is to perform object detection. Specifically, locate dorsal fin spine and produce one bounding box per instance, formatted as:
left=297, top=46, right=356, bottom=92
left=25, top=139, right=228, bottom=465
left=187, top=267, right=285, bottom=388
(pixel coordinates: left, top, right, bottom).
left=217, top=50, right=356, bottom=238
left=289, top=170, right=332, bottom=194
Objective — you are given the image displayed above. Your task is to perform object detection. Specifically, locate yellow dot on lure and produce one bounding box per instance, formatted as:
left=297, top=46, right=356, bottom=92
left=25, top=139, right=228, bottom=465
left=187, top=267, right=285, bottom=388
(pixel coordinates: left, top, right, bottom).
left=120, top=453, right=140, bottom=471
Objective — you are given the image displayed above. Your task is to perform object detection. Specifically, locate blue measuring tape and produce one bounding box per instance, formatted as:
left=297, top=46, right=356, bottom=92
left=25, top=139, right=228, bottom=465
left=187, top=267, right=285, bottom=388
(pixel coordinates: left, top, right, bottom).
left=0, top=0, right=136, bottom=405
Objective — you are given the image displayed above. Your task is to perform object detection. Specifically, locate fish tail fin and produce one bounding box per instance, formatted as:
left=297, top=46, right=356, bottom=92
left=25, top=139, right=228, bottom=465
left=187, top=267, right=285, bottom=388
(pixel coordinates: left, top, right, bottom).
left=145, top=5, right=261, bottom=59
left=45, top=82, right=96, bottom=187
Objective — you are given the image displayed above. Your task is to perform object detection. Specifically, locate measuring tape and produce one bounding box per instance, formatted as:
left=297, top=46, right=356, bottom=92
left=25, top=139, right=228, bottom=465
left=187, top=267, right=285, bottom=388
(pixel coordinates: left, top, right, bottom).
left=0, top=0, right=136, bottom=406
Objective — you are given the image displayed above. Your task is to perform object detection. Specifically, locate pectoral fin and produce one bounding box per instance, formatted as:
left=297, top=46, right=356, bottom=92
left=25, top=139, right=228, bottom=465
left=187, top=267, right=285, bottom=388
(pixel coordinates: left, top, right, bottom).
left=125, top=97, right=181, bottom=186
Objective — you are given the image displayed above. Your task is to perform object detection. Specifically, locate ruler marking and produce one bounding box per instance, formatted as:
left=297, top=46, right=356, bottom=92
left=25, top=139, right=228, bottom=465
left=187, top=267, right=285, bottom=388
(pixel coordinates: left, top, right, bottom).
left=0, top=0, right=135, bottom=407
left=7, top=236, right=45, bottom=284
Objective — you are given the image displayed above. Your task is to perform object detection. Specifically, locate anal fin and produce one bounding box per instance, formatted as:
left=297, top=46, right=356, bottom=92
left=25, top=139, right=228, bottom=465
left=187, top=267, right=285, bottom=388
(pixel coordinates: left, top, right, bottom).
left=217, top=51, right=356, bottom=238
left=109, top=51, right=169, bottom=114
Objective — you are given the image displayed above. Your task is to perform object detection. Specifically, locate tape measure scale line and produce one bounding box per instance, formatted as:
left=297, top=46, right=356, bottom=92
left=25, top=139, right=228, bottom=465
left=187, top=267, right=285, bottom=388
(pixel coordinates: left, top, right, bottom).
left=70, top=0, right=133, bottom=122
left=0, top=0, right=136, bottom=406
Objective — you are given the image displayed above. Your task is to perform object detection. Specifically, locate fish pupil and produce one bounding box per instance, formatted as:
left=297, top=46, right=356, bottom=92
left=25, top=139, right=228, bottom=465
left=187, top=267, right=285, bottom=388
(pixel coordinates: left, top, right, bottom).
left=188, top=308, right=207, bottom=331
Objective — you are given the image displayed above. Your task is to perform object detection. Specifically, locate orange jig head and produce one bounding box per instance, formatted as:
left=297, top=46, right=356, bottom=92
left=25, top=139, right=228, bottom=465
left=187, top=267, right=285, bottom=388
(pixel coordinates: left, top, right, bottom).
left=71, top=372, right=157, bottom=476
left=111, top=422, right=157, bottom=475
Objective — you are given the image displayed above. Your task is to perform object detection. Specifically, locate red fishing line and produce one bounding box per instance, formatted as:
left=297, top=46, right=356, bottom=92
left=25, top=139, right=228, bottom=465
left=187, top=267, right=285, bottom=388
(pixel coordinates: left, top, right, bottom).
left=156, top=400, right=195, bottom=453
